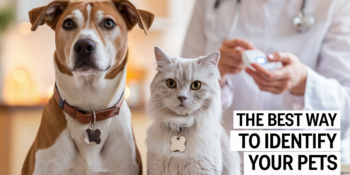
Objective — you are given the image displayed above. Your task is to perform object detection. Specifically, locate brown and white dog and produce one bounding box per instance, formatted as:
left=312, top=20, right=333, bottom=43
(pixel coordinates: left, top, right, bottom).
left=21, top=0, right=153, bottom=174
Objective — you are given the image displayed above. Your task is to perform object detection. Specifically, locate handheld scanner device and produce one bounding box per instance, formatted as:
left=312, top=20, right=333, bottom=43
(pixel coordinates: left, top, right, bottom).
left=242, top=50, right=283, bottom=71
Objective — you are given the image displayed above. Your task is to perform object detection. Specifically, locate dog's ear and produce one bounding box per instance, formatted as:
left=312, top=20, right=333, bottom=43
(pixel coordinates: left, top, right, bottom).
left=29, top=1, right=69, bottom=31
left=113, top=0, right=154, bottom=35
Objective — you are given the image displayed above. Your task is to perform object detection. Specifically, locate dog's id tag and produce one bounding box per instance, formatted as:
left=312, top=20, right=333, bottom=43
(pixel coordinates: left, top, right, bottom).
left=85, top=128, right=101, bottom=144
left=170, top=133, right=186, bottom=153
left=84, top=111, right=101, bottom=144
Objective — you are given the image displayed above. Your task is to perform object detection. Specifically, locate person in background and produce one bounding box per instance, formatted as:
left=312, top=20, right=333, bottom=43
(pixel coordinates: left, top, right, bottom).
left=182, top=0, right=350, bottom=164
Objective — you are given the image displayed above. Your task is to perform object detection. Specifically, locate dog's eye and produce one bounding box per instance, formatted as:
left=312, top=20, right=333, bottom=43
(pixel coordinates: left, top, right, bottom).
left=104, top=19, right=115, bottom=29
left=63, top=20, right=74, bottom=29
left=166, top=79, right=177, bottom=89
left=191, top=81, right=201, bottom=90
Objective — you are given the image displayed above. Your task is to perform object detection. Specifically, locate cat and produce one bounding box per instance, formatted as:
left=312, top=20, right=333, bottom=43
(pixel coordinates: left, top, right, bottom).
left=146, top=46, right=241, bottom=175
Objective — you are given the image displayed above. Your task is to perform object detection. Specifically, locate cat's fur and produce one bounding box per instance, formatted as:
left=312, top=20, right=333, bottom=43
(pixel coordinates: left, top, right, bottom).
left=146, top=47, right=241, bottom=175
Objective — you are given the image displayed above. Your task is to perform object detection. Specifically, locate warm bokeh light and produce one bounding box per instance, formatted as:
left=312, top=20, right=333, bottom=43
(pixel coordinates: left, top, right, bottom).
left=125, top=86, right=131, bottom=99
left=16, top=22, right=32, bottom=35
left=3, top=69, right=41, bottom=106
left=46, top=83, right=55, bottom=98
left=14, top=69, right=26, bottom=82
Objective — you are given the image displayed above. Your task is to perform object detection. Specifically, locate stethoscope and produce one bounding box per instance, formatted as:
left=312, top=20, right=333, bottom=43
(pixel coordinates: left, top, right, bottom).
left=208, top=0, right=315, bottom=43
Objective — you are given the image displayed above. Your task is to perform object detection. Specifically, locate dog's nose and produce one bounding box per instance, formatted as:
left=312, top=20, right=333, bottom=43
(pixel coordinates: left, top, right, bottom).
left=74, top=39, right=96, bottom=56
left=178, top=96, right=187, bottom=104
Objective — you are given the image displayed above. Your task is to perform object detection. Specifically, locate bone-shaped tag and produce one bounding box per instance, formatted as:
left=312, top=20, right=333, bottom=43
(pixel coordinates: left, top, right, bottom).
left=170, top=136, right=186, bottom=153
left=85, top=129, right=101, bottom=144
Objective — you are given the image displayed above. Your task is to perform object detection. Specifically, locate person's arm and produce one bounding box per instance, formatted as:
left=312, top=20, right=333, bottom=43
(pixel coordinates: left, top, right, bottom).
left=303, top=0, right=350, bottom=163
left=219, top=39, right=255, bottom=108
left=181, top=0, right=207, bottom=58
left=246, top=0, right=350, bottom=113
left=284, top=0, right=350, bottom=163
left=280, top=0, right=350, bottom=112
left=302, top=0, right=350, bottom=111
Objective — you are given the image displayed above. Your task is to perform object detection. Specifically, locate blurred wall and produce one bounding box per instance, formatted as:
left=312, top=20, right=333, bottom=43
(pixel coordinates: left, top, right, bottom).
left=0, top=0, right=10, bottom=6
left=17, top=0, right=52, bottom=22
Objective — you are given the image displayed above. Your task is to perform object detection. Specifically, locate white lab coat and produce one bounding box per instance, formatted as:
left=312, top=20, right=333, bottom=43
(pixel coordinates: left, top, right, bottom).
left=182, top=0, right=350, bottom=163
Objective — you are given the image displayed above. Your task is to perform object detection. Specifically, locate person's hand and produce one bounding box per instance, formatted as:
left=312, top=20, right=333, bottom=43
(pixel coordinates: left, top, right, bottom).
left=245, top=52, right=307, bottom=95
left=219, top=39, right=255, bottom=87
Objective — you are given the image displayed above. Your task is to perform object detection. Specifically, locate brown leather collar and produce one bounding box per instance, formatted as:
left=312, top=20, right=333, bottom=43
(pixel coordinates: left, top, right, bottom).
left=53, top=84, right=124, bottom=124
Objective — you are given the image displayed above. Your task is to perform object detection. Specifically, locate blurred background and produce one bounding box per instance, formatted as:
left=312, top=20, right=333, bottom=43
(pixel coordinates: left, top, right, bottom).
left=0, top=0, right=195, bottom=174
left=2, top=1, right=350, bottom=175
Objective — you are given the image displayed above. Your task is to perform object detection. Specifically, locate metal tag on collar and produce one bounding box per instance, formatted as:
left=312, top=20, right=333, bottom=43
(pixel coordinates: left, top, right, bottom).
left=58, top=98, right=64, bottom=109
left=84, top=111, right=101, bottom=144
left=170, top=127, right=186, bottom=153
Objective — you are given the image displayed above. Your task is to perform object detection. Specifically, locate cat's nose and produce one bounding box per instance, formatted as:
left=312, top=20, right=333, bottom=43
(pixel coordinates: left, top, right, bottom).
left=178, top=96, right=187, bottom=104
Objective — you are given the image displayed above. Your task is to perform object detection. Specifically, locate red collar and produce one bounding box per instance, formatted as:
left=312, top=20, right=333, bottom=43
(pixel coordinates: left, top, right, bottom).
left=53, top=84, right=124, bottom=124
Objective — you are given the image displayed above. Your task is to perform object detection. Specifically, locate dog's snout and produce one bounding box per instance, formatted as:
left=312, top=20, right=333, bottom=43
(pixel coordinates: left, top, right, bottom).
left=74, top=39, right=96, bottom=56
left=72, top=39, right=99, bottom=71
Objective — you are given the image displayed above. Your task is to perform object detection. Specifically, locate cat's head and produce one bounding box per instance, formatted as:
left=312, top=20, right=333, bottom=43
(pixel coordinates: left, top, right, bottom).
left=148, top=46, right=221, bottom=119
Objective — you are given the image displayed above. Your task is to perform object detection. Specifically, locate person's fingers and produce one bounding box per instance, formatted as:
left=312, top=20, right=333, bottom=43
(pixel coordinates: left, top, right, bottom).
left=246, top=69, right=290, bottom=88
left=245, top=67, right=253, bottom=74
left=229, top=67, right=243, bottom=74
left=269, top=68, right=292, bottom=81
left=267, top=52, right=293, bottom=64
left=220, top=64, right=243, bottom=74
left=219, top=47, right=245, bottom=68
left=249, top=76, right=285, bottom=94
left=223, top=38, right=255, bottom=50
left=250, top=63, right=273, bottom=80
left=218, top=60, right=245, bottom=72
left=256, top=83, right=285, bottom=94
left=220, top=46, right=242, bottom=60
left=236, top=48, right=245, bottom=58
left=219, top=55, right=244, bottom=68
left=251, top=63, right=292, bottom=81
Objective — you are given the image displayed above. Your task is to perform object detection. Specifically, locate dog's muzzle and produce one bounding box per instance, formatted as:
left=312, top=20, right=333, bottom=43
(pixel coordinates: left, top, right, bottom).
left=73, top=39, right=98, bottom=71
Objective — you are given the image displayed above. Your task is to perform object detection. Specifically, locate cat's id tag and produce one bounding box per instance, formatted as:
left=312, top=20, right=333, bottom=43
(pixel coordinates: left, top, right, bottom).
left=170, top=135, right=186, bottom=153
left=84, top=111, right=101, bottom=144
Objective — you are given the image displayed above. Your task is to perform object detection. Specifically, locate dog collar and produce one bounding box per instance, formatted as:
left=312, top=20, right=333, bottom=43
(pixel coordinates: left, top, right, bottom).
left=53, top=84, right=125, bottom=124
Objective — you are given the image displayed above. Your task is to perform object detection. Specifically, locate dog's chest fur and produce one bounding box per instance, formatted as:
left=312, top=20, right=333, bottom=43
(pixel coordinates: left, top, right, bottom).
left=33, top=105, right=138, bottom=175
left=28, top=68, right=139, bottom=175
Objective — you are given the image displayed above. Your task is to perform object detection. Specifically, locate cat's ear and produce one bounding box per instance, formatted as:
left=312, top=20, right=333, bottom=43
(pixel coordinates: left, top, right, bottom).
left=154, top=46, right=171, bottom=63
left=199, top=51, right=220, bottom=66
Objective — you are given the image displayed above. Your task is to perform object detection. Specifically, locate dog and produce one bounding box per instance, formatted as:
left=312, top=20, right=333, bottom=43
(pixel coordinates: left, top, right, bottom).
left=21, top=0, right=153, bottom=174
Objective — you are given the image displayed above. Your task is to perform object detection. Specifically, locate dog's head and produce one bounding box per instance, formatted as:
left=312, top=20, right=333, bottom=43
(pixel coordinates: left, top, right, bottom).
left=29, top=0, right=154, bottom=78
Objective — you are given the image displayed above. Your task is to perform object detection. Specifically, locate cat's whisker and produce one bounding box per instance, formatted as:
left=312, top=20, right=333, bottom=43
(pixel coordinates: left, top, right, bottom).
left=147, top=105, right=165, bottom=112
left=152, top=106, right=167, bottom=115
left=148, top=102, right=164, bottom=106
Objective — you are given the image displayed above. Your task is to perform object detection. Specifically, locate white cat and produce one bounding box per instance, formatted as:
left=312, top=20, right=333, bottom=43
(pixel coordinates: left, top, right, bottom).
left=146, top=47, right=241, bottom=175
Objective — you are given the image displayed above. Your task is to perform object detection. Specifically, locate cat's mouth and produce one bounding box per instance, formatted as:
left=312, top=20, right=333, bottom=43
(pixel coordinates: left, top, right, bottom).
left=176, top=112, right=190, bottom=116
left=179, top=104, right=186, bottom=108
left=171, top=107, right=190, bottom=116
left=164, top=105, right=190, bottom=116
left=171, top=105, right=200, bottom=116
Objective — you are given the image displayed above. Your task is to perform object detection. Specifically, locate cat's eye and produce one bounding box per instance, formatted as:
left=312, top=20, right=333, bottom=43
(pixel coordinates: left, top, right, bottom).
left=104, top=19, right=115, bottom=29
left=191, top=81, right=201, bottom=90
left=166, top=79, right=177, bottom=89
left=63, top=20, right=74, bottom=29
